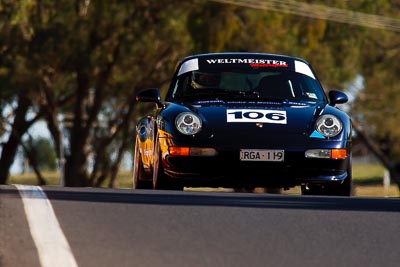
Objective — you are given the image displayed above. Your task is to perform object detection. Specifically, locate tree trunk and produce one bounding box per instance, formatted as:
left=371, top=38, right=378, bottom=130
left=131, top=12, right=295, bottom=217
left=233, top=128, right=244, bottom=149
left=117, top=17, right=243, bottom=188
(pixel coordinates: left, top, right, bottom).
left=64, top=67, right=91, bottom=187
left=351, top=118, right=400, bottom=190
left=64, top=110, right=90, bottom=187
left=0, top=96, right=31, bottom=184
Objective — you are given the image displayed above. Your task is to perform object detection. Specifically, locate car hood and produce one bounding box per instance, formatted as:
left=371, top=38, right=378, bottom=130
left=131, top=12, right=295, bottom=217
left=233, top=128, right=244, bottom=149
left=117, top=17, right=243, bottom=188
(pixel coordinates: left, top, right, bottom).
left=181, top=99, right=326, bottom=147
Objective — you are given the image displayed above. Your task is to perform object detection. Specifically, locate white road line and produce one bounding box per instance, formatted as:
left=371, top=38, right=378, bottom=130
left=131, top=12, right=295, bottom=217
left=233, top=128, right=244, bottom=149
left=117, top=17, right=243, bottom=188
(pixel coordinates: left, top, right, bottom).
left=15, top=184, right=79, bottom=267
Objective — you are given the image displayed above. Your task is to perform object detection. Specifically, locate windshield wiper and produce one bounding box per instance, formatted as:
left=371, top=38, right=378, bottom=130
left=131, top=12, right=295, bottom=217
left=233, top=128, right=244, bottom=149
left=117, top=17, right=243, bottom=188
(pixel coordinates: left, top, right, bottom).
left=180, top=89, right=262, bottom=101
left=234, top=90, right=260, bottom=98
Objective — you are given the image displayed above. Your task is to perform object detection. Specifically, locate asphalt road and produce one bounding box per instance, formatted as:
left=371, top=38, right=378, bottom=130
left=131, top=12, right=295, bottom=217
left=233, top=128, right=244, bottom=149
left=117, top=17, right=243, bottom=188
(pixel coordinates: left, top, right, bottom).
left=1, top=185, right=400, bottom=267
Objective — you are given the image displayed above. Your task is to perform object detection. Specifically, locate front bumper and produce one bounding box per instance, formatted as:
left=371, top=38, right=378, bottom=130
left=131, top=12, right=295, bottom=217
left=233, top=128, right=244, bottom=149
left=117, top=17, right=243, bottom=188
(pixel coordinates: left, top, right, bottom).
left=161, top=149, right=351, bottom=188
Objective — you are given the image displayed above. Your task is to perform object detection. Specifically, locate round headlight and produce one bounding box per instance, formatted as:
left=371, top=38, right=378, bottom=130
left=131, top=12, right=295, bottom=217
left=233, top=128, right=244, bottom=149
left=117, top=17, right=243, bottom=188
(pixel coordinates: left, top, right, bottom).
left=316, top=114, right=342, bottom=137
left=175, top=112, right=202, bottom=135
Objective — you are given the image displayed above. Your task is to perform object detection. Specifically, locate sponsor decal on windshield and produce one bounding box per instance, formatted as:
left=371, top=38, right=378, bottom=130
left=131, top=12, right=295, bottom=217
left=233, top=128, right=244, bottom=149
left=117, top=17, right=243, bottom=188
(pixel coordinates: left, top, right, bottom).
left=206, top=58, right=288, bottom=68
left=227, top=109, right=287, bottom=124
left=200, top=58, right=316, bottom=79
left=177, top=57, right=314, bottom=80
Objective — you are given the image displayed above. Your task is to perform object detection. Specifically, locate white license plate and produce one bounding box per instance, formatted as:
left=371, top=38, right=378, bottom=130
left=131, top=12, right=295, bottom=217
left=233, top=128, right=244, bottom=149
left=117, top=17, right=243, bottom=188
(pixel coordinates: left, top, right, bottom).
left=240, top=149, right=284, bottom=162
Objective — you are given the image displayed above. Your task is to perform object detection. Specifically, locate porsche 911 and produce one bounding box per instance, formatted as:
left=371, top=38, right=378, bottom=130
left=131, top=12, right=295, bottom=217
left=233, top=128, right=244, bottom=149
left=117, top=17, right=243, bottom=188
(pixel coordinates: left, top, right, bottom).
left=133, top=52, right=352, bottom=196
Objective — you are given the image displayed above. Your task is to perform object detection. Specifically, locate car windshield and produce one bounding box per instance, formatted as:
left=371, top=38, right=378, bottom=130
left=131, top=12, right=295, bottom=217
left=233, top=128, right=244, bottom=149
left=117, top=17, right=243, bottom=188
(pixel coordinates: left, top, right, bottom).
left=169, top=69, right=325, bottom=102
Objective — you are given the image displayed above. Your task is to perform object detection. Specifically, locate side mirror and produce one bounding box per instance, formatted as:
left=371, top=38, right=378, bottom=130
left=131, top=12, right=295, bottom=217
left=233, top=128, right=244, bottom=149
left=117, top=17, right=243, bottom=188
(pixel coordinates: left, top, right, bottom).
left=328, top=90, right=348, bottom=106
left=136, top=88, right=162, bottom=108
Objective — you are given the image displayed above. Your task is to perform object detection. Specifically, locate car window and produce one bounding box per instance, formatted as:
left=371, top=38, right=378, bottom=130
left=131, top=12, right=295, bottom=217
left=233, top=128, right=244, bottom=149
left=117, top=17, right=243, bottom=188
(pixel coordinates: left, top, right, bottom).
left=170, top=69, right=324, bottom=102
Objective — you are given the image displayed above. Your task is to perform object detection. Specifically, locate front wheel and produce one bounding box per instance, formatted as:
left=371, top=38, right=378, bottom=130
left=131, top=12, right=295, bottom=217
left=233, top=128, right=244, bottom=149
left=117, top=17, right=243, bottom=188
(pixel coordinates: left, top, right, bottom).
left=301, top=173, right=353, bottom=196
left=326, top=170, right=353, bottom=196
left=133, top=137, right=152, bottom=189
left=152, top=136, right=169, bottom=189
left=302, top=158, right=353, bottom=196
left=301, top=177, right=352, bottom=196
left=152, top=136, right=184, bottom=191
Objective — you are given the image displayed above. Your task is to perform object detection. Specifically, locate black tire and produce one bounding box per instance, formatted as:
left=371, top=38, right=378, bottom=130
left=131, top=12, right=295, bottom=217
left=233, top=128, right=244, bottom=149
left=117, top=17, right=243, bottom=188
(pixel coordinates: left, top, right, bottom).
left=152, top=136, right=184, bottom=191
left=133, top=138, right=152, bottom=189
left=302, top=179, right=352, bottom=196
left=152, top=136, right=169, bottom=189
left=301, top=179, right=352, bottom=196
left=327, top=164, right=353, bottom=196
left=326, top=157, right=353, bottom=196
left=301, top=160, right=353, bottom=196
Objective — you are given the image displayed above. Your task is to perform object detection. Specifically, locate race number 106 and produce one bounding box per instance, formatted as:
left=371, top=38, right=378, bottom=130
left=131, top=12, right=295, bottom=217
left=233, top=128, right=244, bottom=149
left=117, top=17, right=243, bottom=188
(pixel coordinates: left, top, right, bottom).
left=227, top=109, right=287, bottom=124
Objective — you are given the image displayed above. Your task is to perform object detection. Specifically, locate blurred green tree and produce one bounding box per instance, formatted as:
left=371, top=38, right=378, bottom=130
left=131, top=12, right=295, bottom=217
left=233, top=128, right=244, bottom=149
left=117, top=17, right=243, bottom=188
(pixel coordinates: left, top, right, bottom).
left=0, top=0, right=194, bottom=186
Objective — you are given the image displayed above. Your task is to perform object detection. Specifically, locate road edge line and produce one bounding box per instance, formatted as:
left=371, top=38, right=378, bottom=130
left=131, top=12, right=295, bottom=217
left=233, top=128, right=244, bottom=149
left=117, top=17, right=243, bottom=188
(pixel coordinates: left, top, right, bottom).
left=14, top=184, right=79, bottom=267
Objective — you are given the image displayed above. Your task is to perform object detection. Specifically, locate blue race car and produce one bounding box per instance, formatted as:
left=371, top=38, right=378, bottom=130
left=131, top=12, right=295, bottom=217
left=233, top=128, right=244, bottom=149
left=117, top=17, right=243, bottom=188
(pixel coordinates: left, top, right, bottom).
left=133, top=52, right=352, bottom=196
